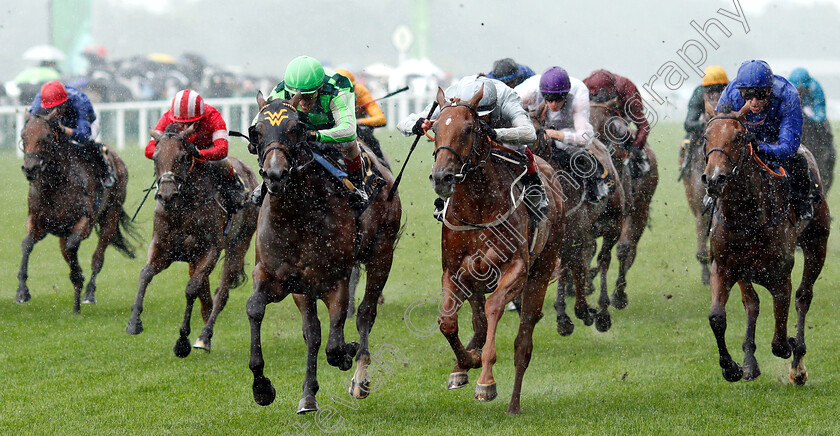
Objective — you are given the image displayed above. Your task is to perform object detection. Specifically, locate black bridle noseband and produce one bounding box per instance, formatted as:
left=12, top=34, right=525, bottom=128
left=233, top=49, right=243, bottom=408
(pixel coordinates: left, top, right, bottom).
left=432, top=102, right=493, bottom=182
left=704, top=115, right=749, bottom=176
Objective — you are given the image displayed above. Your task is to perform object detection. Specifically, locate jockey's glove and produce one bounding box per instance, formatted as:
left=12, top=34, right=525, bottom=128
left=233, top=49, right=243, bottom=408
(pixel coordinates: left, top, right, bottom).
left=743, top=131, right=758, bottom=146
left=487, top=127, right=498, bottom=142
left=185, top=142, right=202, bottom=158
left=306, top=130, right=319, bottom=142
left=411, top=118, right=427, bottom=136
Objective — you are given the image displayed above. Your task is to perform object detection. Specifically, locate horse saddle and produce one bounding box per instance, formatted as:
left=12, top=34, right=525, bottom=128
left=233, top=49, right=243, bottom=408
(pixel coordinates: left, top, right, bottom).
left=309, top=144, right=385, bottom=214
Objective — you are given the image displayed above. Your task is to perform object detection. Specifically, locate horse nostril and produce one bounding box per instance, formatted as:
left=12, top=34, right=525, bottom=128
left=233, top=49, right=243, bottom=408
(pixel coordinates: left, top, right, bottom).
left=700, top=174, right=707, bottom=185
left=442, top=174, right=455, bottom=184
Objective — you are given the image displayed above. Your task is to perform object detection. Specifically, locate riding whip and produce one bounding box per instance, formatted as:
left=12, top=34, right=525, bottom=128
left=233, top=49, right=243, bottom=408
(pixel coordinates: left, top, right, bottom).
left=131, top=177, right=158, bottom=222
left=356, top=86, right=409, bottom=109
left=387, top=101, right=438, bottom=202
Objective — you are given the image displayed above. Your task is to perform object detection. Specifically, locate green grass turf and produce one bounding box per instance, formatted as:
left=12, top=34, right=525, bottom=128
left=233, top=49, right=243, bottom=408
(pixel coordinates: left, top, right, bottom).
left=1, top=123, right=839, bottom=435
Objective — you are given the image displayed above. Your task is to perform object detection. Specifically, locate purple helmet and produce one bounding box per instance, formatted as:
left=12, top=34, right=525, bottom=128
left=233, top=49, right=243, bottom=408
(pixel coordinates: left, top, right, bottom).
left=540, top=67, right=571, bottom=94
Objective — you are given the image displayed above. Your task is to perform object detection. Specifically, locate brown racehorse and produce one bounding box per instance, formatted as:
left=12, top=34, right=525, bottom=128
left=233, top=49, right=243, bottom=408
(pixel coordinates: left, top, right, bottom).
left=589, top=101, right=658, bottom=308
left=431, top=86, right=564, bottom=415
left=246, top=93, right=402, bottom=414
left=19, top=109, right=137, bottom=312
left=800, top=116, right=835, bottom=193
left=679, top=92, right=723, bottom=285
left=125, top=123, right=259, bottom=357
left=702, top=109, right=829, bottom=384
left=529, top=112, right=624, bottom=336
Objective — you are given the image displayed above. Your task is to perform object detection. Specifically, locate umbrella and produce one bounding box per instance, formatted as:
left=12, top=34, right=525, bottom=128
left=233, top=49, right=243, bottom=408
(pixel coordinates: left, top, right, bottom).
left=146, top=53, right=177, bottom=64
left=23, top=45, right=66, bottom=62
left=13, top=66, right=61, bottom=84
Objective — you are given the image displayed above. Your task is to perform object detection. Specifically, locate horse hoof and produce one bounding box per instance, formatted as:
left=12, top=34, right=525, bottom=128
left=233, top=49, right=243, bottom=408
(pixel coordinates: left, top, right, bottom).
left=15, top=292, right=31, bottom=304
left=297, top=396, right=318, bottom=414
left=173, top=336, right=191, bottom=358
left=474, top=383, right=497, bottom=402
left=595, top=311, right=612, bottom=332
left=742, top=364, right=761, bottom=381
left=772, top=338, right=792, bottom=359
left=349, top=378, right=370, bottom=399
left=556, top=316, right=575, bottom=337
left=720, top=359, right=743, bottom=382
left=126, top=320, right=144, bottom=335
left=611, top=291, right=628, bottom=310
left=82, top=293, right=96, bottom=304
left=193, top=338, right=211, bottom=352
left=789, top=362, right=808, bottom=385
left=448, top=372, right=469, bottom=390
left=252, top=376, right=276, bottom=406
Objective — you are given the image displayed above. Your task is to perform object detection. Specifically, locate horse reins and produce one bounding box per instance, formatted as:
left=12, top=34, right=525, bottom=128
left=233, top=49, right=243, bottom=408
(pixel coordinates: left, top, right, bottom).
left=705, top=116, right=786, bottom=179
left=432, top=101, right=494, bottom=183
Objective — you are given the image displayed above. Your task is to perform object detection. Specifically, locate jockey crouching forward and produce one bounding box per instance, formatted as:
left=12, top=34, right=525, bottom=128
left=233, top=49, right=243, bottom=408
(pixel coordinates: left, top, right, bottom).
left=146, top=89, right=248, bottom=214
left=716, top=60, right=819, bottom=221
left=397, top=75, right=547, bottom=221
left=517, top=66, right=609, bottom=204
left=251, top=56, right=380, bottom=209
left=29, top=80, right=116, bottom=188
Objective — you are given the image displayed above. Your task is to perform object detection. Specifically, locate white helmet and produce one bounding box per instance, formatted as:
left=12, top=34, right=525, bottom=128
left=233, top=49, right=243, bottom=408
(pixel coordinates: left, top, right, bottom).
left=456, top=76, right=497, bottom=116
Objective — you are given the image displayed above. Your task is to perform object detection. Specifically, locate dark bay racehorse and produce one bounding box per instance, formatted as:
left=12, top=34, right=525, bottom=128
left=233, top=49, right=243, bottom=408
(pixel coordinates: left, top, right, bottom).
left=589, top=101, right=658, bottom=308
left=703, top=109, right=829, bottom=384
left=431, top=86, right=565, bottom=414
left=19, top=109, right=137, bottom=312
left=800, top=116, right=835, bottom=192
left=679, top=93, right=723, bottom=285
left=247, top=93, right=402, bottom=414
left=529, top=111, right=624, bottom=336
left=126, top=123, right=259, bottom=357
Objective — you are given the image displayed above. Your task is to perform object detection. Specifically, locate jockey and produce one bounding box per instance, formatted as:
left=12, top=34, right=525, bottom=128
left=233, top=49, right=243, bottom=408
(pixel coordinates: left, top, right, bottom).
left=397, top=75, right=546, bottom=220
left=252, top=56, right=378, bottom=208
left=516, top=66, right=608, bottom=203
left=716, top=60, right=816, bottom=221
left=583, top=69, right=652, bottom=176
left=334, top=68, right=389, bottom=169
left=682, top=66, right=729, bottom=166
left=487, top=58, right=536, bottom=88
left=29, top=80, right=116, bottom=188
left=789, top=67, right=827, bottom=124
left=145, top=89, right=248, bottom=214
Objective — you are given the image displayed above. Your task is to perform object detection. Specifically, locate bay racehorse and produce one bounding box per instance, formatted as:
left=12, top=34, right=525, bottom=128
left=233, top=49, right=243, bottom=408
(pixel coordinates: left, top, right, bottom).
left=19, top=109, right=137, bottom=312
left=431, top=86, right=565, bottom=414
left=678, top=92, right=723, bottom=285
left=529, top=110, right=624, bottom=336
left=800, top=115, right=835, bottom=192
left=702, top=109, right=829, bottom=384
left=589, top=100, right=658, bottom=309
left=126, top=123, right=259, bottom=357
left=246, top=93, right=402, bottom=414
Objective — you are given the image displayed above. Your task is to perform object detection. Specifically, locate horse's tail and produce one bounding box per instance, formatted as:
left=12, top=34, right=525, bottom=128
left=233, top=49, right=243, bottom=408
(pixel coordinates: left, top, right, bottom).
left=110, top=209, right=142, bottom=258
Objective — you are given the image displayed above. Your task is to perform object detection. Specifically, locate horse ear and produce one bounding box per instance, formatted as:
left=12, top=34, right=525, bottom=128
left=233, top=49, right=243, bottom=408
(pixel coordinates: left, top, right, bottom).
left=180, top=123, right=197, bottom=139
left=257, top=91, right=268, bottom=111
left=435, top=87, right=446, bottom=108
left=290, top=91, right=302, bottom=108
left=734, top=102, right=750, bottom=120
left=44, top=109, right=58, bottom=121
left=149, top=129, right=163, bottom=141
left=606, top=97, right=620, bottom=110
left=703, top=99, right=716, bottom=119
left=468, top=84, right=484, bottom=109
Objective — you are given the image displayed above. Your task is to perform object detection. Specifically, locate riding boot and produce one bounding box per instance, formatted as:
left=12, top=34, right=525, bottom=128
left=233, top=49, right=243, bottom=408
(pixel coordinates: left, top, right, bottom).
left=781, top=152, right=815, bottom=221
left=210, top=160, right=248, bottom=214
left=585, top=150, right=610, bottom=204
left=88, top=142, right=116, bottom=188
left=250, top=182, right=267, bottom=206
left=522, top=172, right=548, bottom=220
left=433, top=197, right=446, bottom=222
left=357, top=125, right=389, bottom=170
left=626, top=144, right=651, bottom=178
left=345, top=153, right=377, bottom=211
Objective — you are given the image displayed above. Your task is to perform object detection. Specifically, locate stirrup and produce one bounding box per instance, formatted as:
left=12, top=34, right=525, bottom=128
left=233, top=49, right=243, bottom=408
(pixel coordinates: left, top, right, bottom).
left=102, top=174, right=116, bottom=189
left=250, top=184, right=266, bottom=206
left=433, top=197, right=445, bottom=222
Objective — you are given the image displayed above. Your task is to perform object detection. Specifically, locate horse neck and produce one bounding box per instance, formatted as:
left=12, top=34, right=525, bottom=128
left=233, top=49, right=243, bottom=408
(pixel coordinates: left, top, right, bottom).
left=268, top=165, right=335, bottom=216
left=717, top=160, right=780, bottom=226
left=449, top=148, right=515, bottom=222
left=38, top=147, right=86, bottom=189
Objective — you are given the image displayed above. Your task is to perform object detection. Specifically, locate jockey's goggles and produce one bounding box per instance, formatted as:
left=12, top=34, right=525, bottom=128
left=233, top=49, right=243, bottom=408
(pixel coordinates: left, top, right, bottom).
left=739, top=87, right=772, bottom=101
left=542, top=91, right=568, bottom=103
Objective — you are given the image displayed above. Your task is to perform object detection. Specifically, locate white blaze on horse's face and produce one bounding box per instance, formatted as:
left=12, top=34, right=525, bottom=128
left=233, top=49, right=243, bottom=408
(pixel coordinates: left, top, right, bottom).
left=445, top=117, right=452, bottom=126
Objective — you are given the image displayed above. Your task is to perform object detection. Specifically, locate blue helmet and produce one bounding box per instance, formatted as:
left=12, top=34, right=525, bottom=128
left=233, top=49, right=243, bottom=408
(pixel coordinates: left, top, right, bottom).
left=788, top=67, right=811, bottom=89
left=733, top=60, right=774, bottom=89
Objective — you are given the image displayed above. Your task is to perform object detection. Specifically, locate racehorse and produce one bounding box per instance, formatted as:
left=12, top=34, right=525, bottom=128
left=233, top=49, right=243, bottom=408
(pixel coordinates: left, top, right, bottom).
left=800, top=115, right=835, bottom=192
left=589, top=101, right=658, bottom=308
left=19, top=109, right=137, bottom=312
left=431, top=86, right=565, bottom=414
left=678, top=91, right=723, bottom=285
left=529, top=111, right=624, bottom=336
left=246, top=93, right=402, bottom=414
left=125, top=123, right=259, bottom=357
left=702, top=108, right=829, bottom=384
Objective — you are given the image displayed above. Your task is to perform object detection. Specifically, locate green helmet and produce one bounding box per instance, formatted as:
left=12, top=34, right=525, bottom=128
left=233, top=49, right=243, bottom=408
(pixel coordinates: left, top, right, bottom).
left=284, top=56, right=325, bottom=94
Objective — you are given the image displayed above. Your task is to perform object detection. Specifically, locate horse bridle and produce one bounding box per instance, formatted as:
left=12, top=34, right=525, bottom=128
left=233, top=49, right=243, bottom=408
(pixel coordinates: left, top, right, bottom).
left=432, top=102, right=493, bottom=183
left=22, top=113, right=63, bottom=171
left=154, top=131, right=196, bottom=193
left=704, top=115, right=749, bottom=178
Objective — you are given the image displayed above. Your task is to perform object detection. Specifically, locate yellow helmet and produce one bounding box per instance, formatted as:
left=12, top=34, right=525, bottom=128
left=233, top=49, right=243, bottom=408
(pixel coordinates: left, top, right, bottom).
left=702, top=65, right=728, bottom=87
left=334, top=68, right=356, bottom=86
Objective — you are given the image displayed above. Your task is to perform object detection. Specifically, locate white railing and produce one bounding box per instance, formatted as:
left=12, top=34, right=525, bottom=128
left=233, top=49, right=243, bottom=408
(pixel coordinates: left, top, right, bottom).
left=0, top=92, right=440, bottom=156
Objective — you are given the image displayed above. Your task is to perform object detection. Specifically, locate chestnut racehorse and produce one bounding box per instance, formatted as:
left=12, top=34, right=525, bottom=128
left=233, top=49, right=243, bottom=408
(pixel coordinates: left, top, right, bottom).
left=126, top=123, right=259, bottom=357
left=246, top=94, right=402, bottom=414
left=431, top=86, right=564, bottom=414
left=589, top=101, right=658, bottom=308
left=19, top=110, right=137, bottom=312
left=702, top=109, right=829, bottom=384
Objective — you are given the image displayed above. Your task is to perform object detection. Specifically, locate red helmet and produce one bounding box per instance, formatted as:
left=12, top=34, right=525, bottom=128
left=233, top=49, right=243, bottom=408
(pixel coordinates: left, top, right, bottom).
left=171, top=89, right=205, bottom=122
left=40, top=80, right=69, bottom=109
